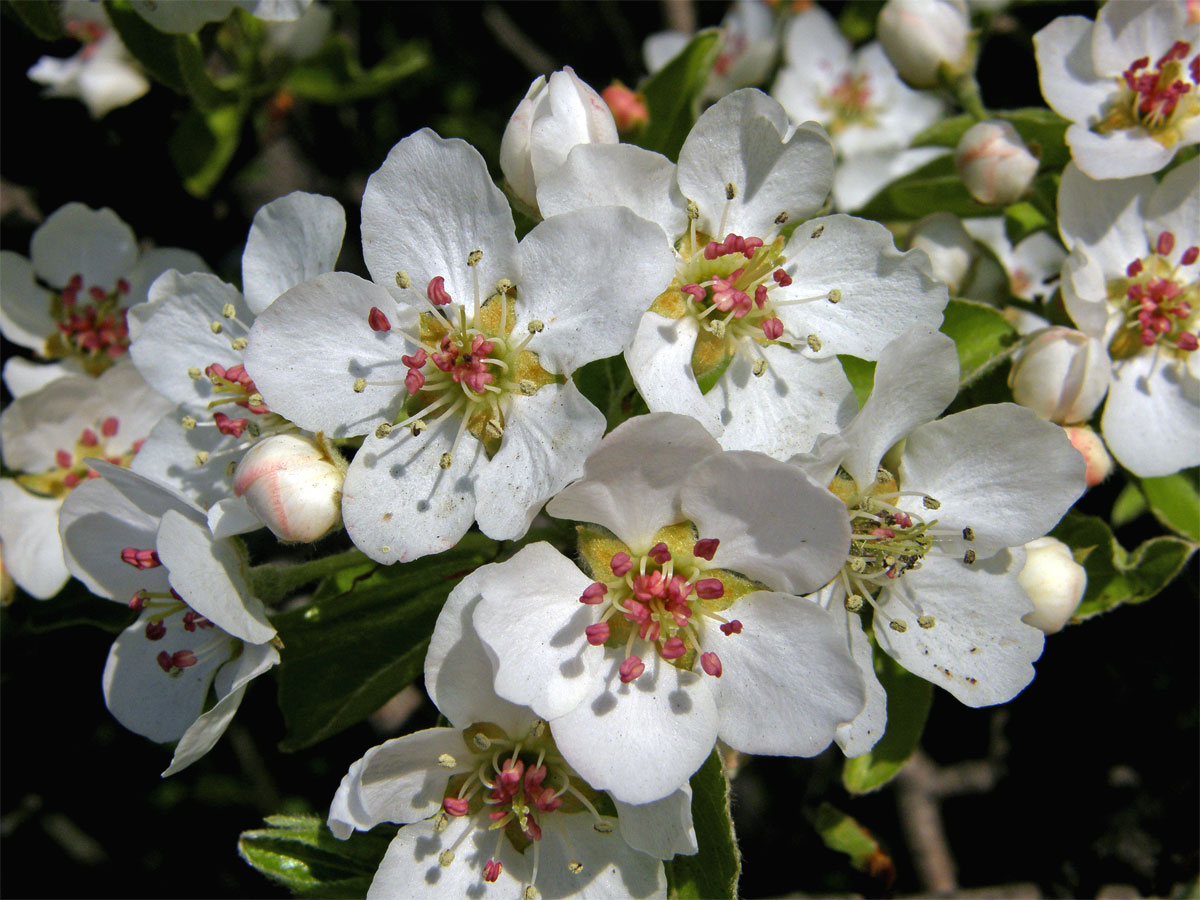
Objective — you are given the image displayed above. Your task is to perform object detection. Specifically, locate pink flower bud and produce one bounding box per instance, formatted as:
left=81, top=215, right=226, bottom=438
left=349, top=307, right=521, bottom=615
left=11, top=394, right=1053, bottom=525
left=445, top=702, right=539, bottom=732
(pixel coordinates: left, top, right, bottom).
left=601, top=82, right=649, bottom=131
left=954, top=120, right=1039, bottom=206
left=233, top=434, right=346, bottom=543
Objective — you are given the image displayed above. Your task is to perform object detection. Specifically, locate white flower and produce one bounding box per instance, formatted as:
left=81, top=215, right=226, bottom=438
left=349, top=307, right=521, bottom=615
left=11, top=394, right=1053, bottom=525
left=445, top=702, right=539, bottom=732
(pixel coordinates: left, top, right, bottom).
left=538, top=89, right=947, bottom=461
left=328, top=565, right=684, bottom=899
left=0, top=203, right=207, bottom=376
left=907, top=212, right=979, bottom=295
left=244, top=129, right=675, bottom=564
left=58, top=463, right=278, bottom=776
left=27, top=2, right=149, bottom=119
left=954, top=120, right=1040, bottom=205
left=0, top=361, right=171, bottom=599
left=772, top=4, right=947, bottom=211
left=471, top=413, right=863, bottom=805
left=500, top=67, right=618, bottom=214
left=1007, top=326, right=1111, bottom=425
left=130, top=0, right=310, bottom=33
left=796, top=327, right=1086, bottom=713
left=1056, top=159, right=1200, bottom=476
left=1018, top=536, right=1086, bottom=635
left=1034, top=1, right=1200, bottom=179
left=127, top=191, right=345, bottom=522
left=232, top=433, right=345, bottom=543
left=877, top=0, right=971, bottom=89
left=962, top=217, right=1067, bottom=307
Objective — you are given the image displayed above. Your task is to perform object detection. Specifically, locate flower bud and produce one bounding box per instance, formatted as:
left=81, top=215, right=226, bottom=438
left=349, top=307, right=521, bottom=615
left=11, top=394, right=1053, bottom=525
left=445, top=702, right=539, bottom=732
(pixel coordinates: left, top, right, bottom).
left=907, top=212, right=979, bottom=294
left=1019, top=536, right=1086, bottom=634
left=601, top=82, right=648, bottom=132
left=1008, top=327, right=1110, bottom=425
left=1064, top=425, right=1114, bottom=487
left=500, top=67, right=618, bottom=213
left=233, top=433, right=346, bottom=543
left=877, top=0, right=970, bottom=89
left=954, top=120, right=1039, bottom=205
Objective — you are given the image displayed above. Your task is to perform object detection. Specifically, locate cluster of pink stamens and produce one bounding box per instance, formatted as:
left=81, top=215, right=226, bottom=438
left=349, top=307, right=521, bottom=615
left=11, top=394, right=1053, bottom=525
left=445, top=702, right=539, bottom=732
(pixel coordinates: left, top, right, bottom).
left=704, top=233, right=764, bottom=261
left=1121, top=41, right=1199, bottom=128
left=579, top=537, right=742, bottom=683
left=205, top=363, right=269, bottom=436
left=681, top=232, right=793, bottom=342
left=1120, top=230, right=1198, bottom=352
left=55, top=273, right=131, bottom=360
left=45, top=419, right=132, bottom=490
left=123, top=550, right=220, bottom=675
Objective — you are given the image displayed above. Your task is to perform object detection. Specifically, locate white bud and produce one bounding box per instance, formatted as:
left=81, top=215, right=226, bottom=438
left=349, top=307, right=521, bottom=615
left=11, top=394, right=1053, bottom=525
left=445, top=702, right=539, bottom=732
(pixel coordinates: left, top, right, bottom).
left=233, top=434, right=346, bottom=543
left=954, top=120, right=1039, bottom=206
left=1019, top=536, right=1086, bottom=634
left=1008, top=327, right=1110, bottom=425
left=1064, top=425, right=1113, bottom=488
left=907, top=212, right=978, bottom=295
left=877, top=0, right=970, bottom=88
left=500, top=67, right=618, bottom=211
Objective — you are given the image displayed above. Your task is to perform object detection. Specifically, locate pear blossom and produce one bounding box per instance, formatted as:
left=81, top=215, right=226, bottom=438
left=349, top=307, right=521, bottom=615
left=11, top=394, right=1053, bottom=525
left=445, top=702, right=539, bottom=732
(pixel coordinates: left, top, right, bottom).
left=127, top=191, right=345, bottom=522
left=329, top=565, right=688, bottom=899
left=796, top=328, right=1086, bottom=712
left=772, top=4, right=947, bottom=211
left=471, top=413, right=864, bottom=805
left=1056, top=160, right=1200, bottom=476
left=244, top=129, right=675, bottom=564
left=963, top=217, right=1067, bottom=307
left=0, top=362, right=171, bottom=599
left=0, top=203, right=207, bottom=377
left=58, top=463, right=279, bottom=776
left=1034, top=1, right=1200, bottom=179
left=27, top=1, right=149, bottom=119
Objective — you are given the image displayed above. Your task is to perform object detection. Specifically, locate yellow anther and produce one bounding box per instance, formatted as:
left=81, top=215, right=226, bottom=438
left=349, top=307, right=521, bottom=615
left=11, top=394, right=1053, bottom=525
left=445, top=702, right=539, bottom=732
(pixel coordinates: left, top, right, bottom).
left=844, top=595, right=863, bottom=612
left=375, top=423, right=393, bottom=438
left=568, top=862, right=583, bottom=874
left=708, top=320, right=726, bottom=339
left=963, top=549, right=977, bottom=565
left=806, top=334, right=822, bottom=352
left=593, top=821, right=613, bottom=834
left=439, top=452, right=453, bottom=470
left=395, top=270, right=411, bottom=289
left=221, top=303, right=236, bottom=319
left=752, top=358, right=768, bottom=377
left=923, top=496, right=941, bottom=510
left=248, top=393, right=263, bottom=408
left=524, top=887, right=540, bottom=900
left=210, top=321, right=223, bottom=334
left=411, top=419, right=427, bottom=436
left=725, top=182, right=737, bottom=200
left=473, top=733, right=492, bottom=751
left=962, top=527, right=975, bottom=541
left=194, top=451, right=209, bottom=466
left=433, top=811, right=450, bottom=833
left=231, top=337, right=247, bottom=351
left=187, top=366, right=202, bottom=379
left=485, top=419, right=504, bottom=439
left=686, top=200, right=700, bottom=220
left=496, top=278, right=514, bottom=293
left=352, top=377, right=367, bottom=393
left=527, top=319, right=545, bottom=333
left=918, top=615, right=936, bottom=629
left=776, top=211, right=789, bottom=225
left=889, top=619, right=909, bottom=633
left=437, top=753, right=457, bottom=769
left=225, top=460, right=238, bottom=476
left=467, top=249, right=483, bottom=267
left=439, top=850, right=454, bottom=867
left=519, top=379, right=537, bottom=396
left=181, top=416, right=197, bottom=430
left=827, top=288, right=842, bottom=303
left=811, top=224, right=825, bottom=239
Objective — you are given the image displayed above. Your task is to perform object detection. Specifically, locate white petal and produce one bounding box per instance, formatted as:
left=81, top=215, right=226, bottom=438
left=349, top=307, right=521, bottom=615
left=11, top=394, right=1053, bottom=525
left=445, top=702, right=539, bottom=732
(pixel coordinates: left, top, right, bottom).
left=0, top=251, right=55, bottom=353
left=472, top=542, right=602, bottom=720
left=539, top=815, right=669, bottom=899
left=2, top=357, right=78, bottom=397
left=545, top=413, right=722, bottom=549
left=242, top=191, right=346, bottom=315
left=1058, top=162, right=1150, bottom=267
left=0, top=481, right=69, bottom=599
left=1032, top=16, right=1111, bottom=123
left=550, top=650, right=718, bottom=805
left=537, top=143, right=688, bottom=240
left=702, top=591, right=864, bottom=755
left=1091, top=0, right=1193, bottom=77
left=206, top=496, right=262, bottom=537
left=644, top=31, right=690, bottom=72
left=828, top=594, right=887, bottom=756
left=676, top=90, right=834, bottom=239
left=244, top=272, right=413, bottom=436
left=832, top=147, right=948, bottom=212
left=517, top=207, right=677, bottom=375
left=1, top=374, right=103, bottom=471
left=82, top=459, right=201, bottom=523
left=626, top=312, right=723, bottom=441
left=874, top=549, right=1044, bottom=707
left=1101, top=351, right=1200, bottom=477
left=898, top=404, right=1086, bottom=559
left=1066, top=124, right=1178, bottom=181
left=156, top=509, right=275, bottom=644
left=475, top=381, right=606, bottom=541
left=1060, top=248, right=1112, bottom=338
left=1145, top=158, right=1200, bottom=251
left=30, top=203, right=136, bottom=289
left=780, top=6, right=850, bottom=80
left=125, top=247, right=210, bottom=308
left=128, top=410, right=245, bottom=509
left=361, top=129, right=518, bottom=306
left=613, top=785, right=697, bottom=860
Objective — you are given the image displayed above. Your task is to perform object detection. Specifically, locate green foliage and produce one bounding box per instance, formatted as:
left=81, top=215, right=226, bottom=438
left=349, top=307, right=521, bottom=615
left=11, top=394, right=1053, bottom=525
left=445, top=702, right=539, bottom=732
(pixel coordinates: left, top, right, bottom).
left=843, top=640, right=933, bottom=794
left=939, top=298, right=1018, bottom=386
left=838, top=355, right=876, bottom=410
left=855, top=153, right=981, bottom=221
left=104, top=0, right=188, bottom=93
left=1140, top=469, right=1200, bottom=543
left=238, top=814, right=392, bottom=898
left=574, top=353, right=639, bottom=432
left=271, top=533, right=498, bottom=751
left=168, top=102, right=247, bottom=198
left=635, top=29, right=722, bottom=162
left=1111, top=482, right=1149, bottom=529
left=284, top=37, right=429, bottom=103
left=838, top=1, right=883, bottom=43
left=912, top=107, right=1072, bottom=169
left=1003, top=200, right=1053, bottom=245
left=1052, top=512, right=1197, bottom=623
left=813, top=802, right=895, bottom=885
left=664, top=750, right=741, bottom=900
left=7, top=0, right=63, bottom=40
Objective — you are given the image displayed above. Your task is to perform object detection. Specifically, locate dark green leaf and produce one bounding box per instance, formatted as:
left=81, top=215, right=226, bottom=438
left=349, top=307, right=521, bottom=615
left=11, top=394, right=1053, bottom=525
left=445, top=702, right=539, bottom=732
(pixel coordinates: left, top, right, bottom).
left=7, top=0, right=63, bottom=40
left=1140, top=469, right=1200, bottom=543
left=912, top=107, right=1071, bottom=169
left=1003, top=201, right=1052, bottom=246
left=1111, top=482, right=1148, bottom=529
left=664, top=749, right=740, bottom=900
left=635, top=29, right=722, bottom=162
left=1052, top=511, right=1197, bottom=622
left=838, top=1, right=882, bottom=43
left=939, top=298, right=1018, bottom=386
left=813, top=802, right=896, bottom=885
left=104, top=0, right=187, bottom=93
left=272, top=533, right=497, bottom=751
left=573, top=353, right=638, bottom=432
left=842, top=640, right=933, bottom=794
left=838, top=355, right=876, bottom=410
left=284, top=37, right=428, bottom=103
left=855, top=153, right=985, bottom=221
left=175, top=33, right=233, bottom=109
left=238, top=814, right=393, bottom=898
left=168, top=102, right=246, bottom=198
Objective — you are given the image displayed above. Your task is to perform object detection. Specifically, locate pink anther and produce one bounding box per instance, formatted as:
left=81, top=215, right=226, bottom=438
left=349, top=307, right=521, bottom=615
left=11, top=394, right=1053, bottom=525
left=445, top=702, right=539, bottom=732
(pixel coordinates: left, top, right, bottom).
left=427, top=276, right=453, bottom=306
left=55, top=449, right=74, bottom=469
left=81, top=428, right=99, bottom=447
left=101, top=416, right=119, bottom=437
left=632, top=571, right=666, bottom=603
left=720, top=619, right=743, bottom=636
left=692, top=538, right=719, bottom=560
left=1157, top=231, right=1176, bottom=256
left=580, top=582, right=608, bottom=604
left=648, top=542, right=671, bottom=564
left=754, top=284, right=769, bottom=308
left=619, top=655, right=646, bottom=683
left=1182, top=246, right=1199, bottom=266
left=585, top=622, right=610, bottom=645
left=700, top=651, right=723, bottom=677
left=117, top=278, right=130, bottom=295
left=88, top=286, right=107, bottom=302
left=213, top=412, right=249, bottom=438
left=483, top=860, right=503, bottom=883
left=68, top=274, right=84, bottom=291
left=498, top=758, right=525, bottom=793
left=129, top=590, right=148, bottom=611
left=156, top=650, right=174, bottom=672
left=1179, top=332, right=1199, bottom=351
left=63, top=473, right=81, bottom=488
left=144, top=620, right=166, bottom=640
left=610, top=551, right=632, bottom=576
left=660, top=637, right=686, bottom=659
left=695, top=578, right=725, bottom=600
left=367, top=307, right=392, bottom=332
left=121, top=547, right=161, bottom=569
left=741, top=236, right=764, bottom=259
left=1127, top=259, right=1144, bottom=277
left=442, top=796, right=470, bottom=817
left=871, top=527, right=896, bottom=539
left=762, top=317, right=784, bottom=340
left=172, top=650, right=197, bottom=668
left=773, top=268, right=793, bottom=287
left=401, top=349, right=427, bottom=369
left=682, top=283, right=706, bottom=303
left=405, top=369, right=425, bottom=394
left=638, top=620, right=661, bottom=643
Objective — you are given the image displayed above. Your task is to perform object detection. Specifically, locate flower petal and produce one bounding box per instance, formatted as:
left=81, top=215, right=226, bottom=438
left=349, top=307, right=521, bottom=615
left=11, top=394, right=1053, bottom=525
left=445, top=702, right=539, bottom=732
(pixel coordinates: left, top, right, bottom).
left=1033, top=16, right=1111, bottom=122
left=242, top=191, right=346, bottom=315
left=125, top=247, right=210, bottom=308
left=30, top=203, right=136, bottom=289
left=626, top=312, right=723, bottom=441
left=1101, top=350, right=1200, bottom=477
left=0, top=250, right=55, bottom=353
left=0, top=481, right=69, bottom=599
left=538, top=815, right=669, bottom=899
left=613, top=784, right=697, bottom=860
left=1065, top=123, right=1177, bottom=181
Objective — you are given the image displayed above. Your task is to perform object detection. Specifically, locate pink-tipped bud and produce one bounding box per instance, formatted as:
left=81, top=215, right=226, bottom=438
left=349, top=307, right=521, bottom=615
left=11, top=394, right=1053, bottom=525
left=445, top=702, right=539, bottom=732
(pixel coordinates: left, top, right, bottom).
left=80, top=428, right=99, bottom=447
left=579, top=582, right=608, bottom=604
left=692, top=538, right=719, bottom=560
left=483, top=860, right=503, bottom=883
left=1157, top=231, right=1176, bottom=256
left=585, top=622, right=610, bottom=645
left=602, top=82, right=649, bottom=131
left=720, top=619, right=743, bottom=636
left=954, top=120, right=1038, bottom=206
left=610, top=551, right=632, bottom=576
left=694, top=578, right=725, bottom=599
left=144, top=620, right=166, bottom=640
left=1064, top=425, right=1113, bottom=487
left=619, top=655, right=645, bottom=683
left=1182, top=246, right=1199, bottom=266
left=647, top=542, right=671, bottom=564
left=368, top=306, right=392, bottom=332
left=55, top=449, right=74, bottom=469
left=762, top=317, right=784, bottom=340
left=700, top=651, right=723, bottom=677
left=660, top=637, right=686, bottom=659
left=233, top=434, right=346, bottom=543
left=443, top=796, right=470, bottom=817
left=121, top=547, right=161, bottom=569
left=427, top=276, right=453, bottom=306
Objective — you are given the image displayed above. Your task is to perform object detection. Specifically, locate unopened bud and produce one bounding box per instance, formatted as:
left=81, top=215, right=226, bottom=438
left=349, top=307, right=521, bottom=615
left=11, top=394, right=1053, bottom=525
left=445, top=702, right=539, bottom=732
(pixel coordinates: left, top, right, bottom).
left=1009, top=328, right=1110, bottom=425
left=1064, top=425, right=1113, bottom=487
left=1019, top=536, right=1086, bottom=634
left=601, top=82, right=648, bottom=131
left=233, top=434, right=346, bottom=543
left=877, top=0, right=971, bottom=88
left=954, top=120, right=1039, bottom=206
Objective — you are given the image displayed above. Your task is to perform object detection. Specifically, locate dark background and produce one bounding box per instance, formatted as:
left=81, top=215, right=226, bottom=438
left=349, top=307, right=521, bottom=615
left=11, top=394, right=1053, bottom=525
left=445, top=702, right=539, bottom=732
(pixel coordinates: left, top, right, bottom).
left=2, top=2, right=1196, bottom=897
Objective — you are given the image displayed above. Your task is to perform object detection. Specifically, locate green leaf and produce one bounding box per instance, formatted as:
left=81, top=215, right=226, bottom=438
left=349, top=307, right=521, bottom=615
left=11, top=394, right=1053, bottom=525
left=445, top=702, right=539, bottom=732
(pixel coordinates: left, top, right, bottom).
left=664, top=749, right=740, bottom=900
left=912, top=108, right=1071, bottom=169
left=175, top=32, right=234, bottom=109
left=168, top=102, right=246, bottom=198
left=7, top=0, right=63, bottom=40
left=855, top=153, right=985, bottom=221
left=1052, top=511, right=1197, bottom=623
left=838, top=1, right=882, bottom=43
left=272, top=533, right=497, bottom=751
left=238, top=814, right=392, bottom=898
left=813, top=802, right=896, bottom=885
left=573, top=353, right=638, bottom=431
left=838, top=355, right=876, bottom=410
left=284, top=37, right=429, bottom=103
left=842, top=640, right=933, bottom=794
left=1111, top=481, right=1148, bottom=529
left=1003, top=200, right=1052, bottom=246
left=635, top=29, right=722, bottom=162
left=939, top=298, right=1018, bottom=386
left=104, top=0, right=187, bottom=93
left=1140, top=469, right=1200, bottom=543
